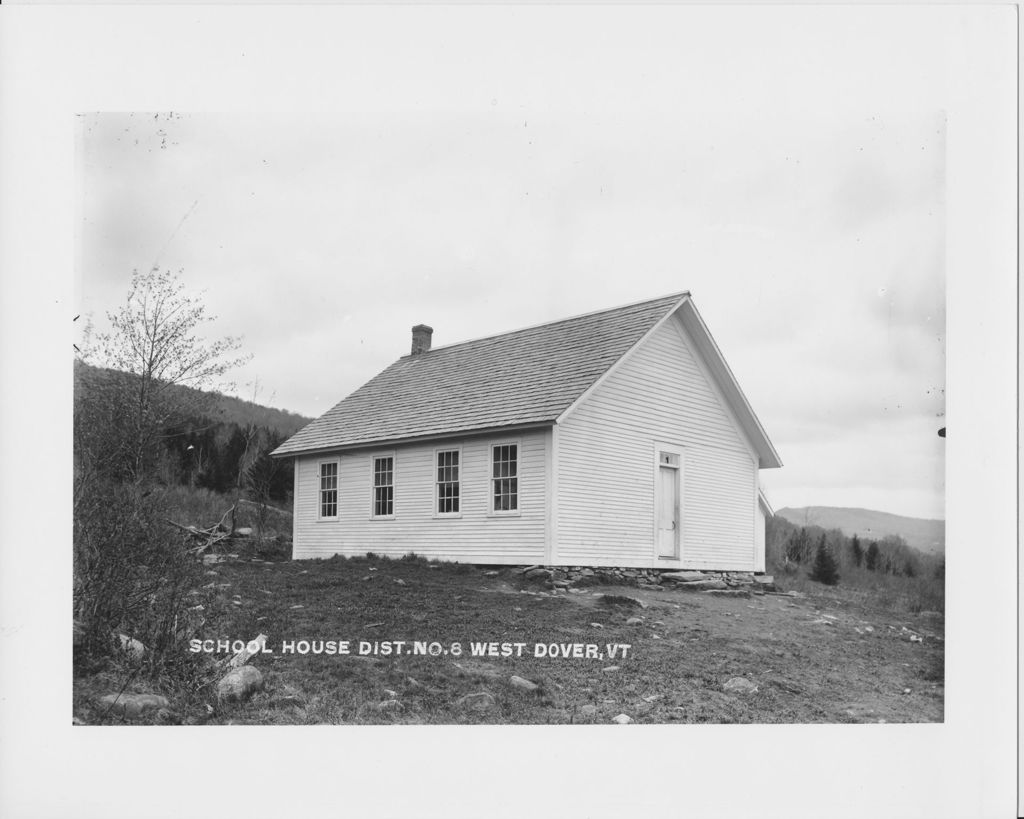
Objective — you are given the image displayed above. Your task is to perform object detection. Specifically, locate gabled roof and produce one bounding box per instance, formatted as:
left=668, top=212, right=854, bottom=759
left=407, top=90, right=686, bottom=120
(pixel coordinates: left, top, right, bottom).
left=272, top=292, right=685, bottom=456
left=272, top=292, right=782, bottom=469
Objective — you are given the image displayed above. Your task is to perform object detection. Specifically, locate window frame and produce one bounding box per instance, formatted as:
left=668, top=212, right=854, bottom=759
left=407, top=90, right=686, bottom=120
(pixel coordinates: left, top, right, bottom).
left=316, top=458, right=340, bottom=521
left=488, top=440, right=521, bottom=517
left=433, top=446, right=463, bottom=518
left=369, top=451, right=396, bottom=520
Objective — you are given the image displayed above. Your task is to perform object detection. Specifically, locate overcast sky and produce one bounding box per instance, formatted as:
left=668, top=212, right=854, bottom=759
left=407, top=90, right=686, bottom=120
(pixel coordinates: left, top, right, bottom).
left=76, top=9, right=947, bottom=520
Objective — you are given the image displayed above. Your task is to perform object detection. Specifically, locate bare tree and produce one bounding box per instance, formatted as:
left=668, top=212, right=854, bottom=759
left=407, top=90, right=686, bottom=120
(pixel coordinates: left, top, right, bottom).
left=78, top=266, right=251, bottom=483
left=74, top=267, right=250, bottom=670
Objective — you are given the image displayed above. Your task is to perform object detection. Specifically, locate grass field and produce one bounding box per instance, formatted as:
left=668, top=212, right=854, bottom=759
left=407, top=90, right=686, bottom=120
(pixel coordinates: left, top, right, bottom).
left=73, top=552, right=944, bottom=726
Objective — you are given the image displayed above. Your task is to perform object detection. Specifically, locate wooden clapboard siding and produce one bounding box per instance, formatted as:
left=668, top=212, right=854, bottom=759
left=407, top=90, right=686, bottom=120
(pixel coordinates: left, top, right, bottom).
left=554, top=314, right=758, bottom=570
left=292, top=429, right=547, bottom=563
left=755, top=501, right=767, bottom=573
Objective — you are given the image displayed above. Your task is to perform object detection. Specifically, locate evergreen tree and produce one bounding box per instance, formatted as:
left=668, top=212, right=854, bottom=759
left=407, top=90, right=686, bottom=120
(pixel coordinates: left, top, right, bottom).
left=809, top=534, right=840, bottom=585
left=865, top=541, right=880, bottom=571
left=786, top=527, right=810, bottom=564
left=850, top=534, right=863, bottom=568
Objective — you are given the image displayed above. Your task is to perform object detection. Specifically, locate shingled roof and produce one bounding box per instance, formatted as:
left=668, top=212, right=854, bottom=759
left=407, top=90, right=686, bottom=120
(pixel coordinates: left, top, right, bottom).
left=272, top=292, right=689, bottom=457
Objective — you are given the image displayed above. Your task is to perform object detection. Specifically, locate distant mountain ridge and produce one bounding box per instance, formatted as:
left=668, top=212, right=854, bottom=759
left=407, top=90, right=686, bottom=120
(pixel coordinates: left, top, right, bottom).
left=775, top=506, right=945, bottom=556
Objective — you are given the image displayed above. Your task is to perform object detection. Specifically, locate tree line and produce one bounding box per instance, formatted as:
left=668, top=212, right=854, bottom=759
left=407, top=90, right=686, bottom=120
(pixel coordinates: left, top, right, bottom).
left=765, top=513, right=945, bottom=587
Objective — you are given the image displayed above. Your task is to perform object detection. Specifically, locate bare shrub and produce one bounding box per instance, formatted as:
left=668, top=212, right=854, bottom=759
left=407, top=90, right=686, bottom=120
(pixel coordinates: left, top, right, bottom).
left=74, top=479, right=204, bottom=673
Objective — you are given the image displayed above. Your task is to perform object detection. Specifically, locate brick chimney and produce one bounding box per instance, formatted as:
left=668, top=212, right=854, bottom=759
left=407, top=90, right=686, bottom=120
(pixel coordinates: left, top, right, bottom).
left=411, top=324, right=433, bottom=355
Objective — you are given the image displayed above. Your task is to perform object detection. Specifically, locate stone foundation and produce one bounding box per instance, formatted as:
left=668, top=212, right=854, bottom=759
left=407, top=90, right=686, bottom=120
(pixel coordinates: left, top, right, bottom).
left=517, top=565, right=775, bottom=592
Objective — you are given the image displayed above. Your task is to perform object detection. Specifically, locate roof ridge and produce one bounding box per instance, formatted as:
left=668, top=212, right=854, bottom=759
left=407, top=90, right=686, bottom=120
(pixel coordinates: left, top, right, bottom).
left=405, top=290, right=690, bottom=357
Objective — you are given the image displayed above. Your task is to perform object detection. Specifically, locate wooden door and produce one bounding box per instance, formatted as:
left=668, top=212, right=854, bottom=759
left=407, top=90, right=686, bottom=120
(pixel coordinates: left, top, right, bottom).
left=656, top=451, right=680, bottom=558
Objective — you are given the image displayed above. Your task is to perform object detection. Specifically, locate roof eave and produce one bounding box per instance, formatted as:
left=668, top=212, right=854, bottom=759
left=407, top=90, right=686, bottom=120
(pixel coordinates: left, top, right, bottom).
left=270, top=420, right=555, bottom=459
left=677, top=299, right=783, bottom=470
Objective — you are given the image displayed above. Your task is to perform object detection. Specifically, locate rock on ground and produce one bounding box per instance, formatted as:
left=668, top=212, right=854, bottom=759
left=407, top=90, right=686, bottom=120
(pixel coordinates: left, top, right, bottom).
left=117, top=634, right=146, bottom=660
left=672, top=580, right=728, bottom=591
left=455, top=692, right=496, bottom=711
left=509, top=675, right=539, bottom=692
left=660, top=571, right=709, bottom=583
left=217, top=665, right=265, bottom=703
left=98, top=693, right=170, bottom=719
left=723, top=677, right=759, bottom=695
left=612, top=714, right=633, bottom=724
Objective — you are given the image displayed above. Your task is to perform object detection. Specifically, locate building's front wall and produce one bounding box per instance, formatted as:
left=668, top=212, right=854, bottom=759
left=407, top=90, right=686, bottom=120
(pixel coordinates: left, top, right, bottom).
left=292, top=429, right=548, bottom=564
left=555, top=314, right=761, bottom=571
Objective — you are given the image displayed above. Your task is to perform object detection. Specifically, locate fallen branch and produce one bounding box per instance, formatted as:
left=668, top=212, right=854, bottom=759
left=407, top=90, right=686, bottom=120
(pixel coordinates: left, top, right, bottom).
left=191, top=531, right=230, bottom=557
left=215, top=504, right=236, bottom=534
left=164, top=519, right=202, bottom=535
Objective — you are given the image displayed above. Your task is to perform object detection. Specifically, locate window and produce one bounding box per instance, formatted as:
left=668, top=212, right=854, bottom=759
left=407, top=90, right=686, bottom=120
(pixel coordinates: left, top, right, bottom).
left=491, top=443, right=518, bottom=513
left=372, top=455, right=394, bottom=518
left=319, top=461, right=339, bottom=519
left=435, top=449, right=460, bottom=515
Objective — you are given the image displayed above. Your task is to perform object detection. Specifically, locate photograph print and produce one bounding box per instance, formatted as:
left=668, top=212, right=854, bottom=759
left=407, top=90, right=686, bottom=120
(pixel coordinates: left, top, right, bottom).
left=72, top=13, right=949, bottom=729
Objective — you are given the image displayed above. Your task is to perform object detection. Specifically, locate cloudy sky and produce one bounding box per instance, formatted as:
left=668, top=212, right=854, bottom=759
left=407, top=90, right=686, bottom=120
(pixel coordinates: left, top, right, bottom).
left=76, top=8, right=948, bottom=520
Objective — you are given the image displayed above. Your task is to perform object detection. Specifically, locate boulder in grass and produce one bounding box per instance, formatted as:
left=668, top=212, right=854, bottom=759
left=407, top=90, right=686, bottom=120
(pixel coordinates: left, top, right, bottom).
left=217, top=665, right=264, bottom=703
left=117, top=633, right=146, bottom=660
left=98, top=693, right=170, bottom=719
left=723, top=677, right=758, bottom=695
left=509, top=675, right=539, bottom=692
left=456, top=692, right=496, bottom=712
left=612, top=714, right=633, bottom=725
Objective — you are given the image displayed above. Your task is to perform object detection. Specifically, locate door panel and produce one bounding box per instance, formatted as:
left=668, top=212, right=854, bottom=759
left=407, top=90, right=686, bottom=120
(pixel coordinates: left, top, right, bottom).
left=656, top=461, right=679, bottom=558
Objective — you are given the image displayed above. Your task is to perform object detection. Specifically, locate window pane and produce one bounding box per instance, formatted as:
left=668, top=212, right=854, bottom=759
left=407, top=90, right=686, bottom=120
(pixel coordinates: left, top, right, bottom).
left=436, top=450, right=460, bottom=513
left=320, top=462, right=339, bottom=517
left=373, top=457, right=394, bottom=515
left=491, top=445, right=518, bottom=511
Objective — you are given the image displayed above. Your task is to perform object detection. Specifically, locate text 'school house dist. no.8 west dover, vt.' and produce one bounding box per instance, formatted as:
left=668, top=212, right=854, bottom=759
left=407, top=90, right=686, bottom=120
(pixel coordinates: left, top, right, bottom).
left=272, top=292, right=781, bottom=572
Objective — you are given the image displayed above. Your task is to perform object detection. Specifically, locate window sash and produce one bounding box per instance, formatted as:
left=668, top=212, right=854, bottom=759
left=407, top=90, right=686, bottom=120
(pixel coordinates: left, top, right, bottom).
left=491, top=444, right=518, bottom=512
left=373, top=456, right=394, bottom=517
left=436, top=450, right=460, bottom=514
left=319, top=461, right=338, bottom=518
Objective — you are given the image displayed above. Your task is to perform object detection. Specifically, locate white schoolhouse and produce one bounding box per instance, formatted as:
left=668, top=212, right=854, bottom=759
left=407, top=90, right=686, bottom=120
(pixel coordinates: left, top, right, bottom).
left=272, top=292, right=781, bottom=571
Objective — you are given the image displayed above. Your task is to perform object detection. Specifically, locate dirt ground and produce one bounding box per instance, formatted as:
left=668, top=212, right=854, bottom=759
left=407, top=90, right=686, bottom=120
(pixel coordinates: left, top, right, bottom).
left=73, top=556, right=943, bottom=725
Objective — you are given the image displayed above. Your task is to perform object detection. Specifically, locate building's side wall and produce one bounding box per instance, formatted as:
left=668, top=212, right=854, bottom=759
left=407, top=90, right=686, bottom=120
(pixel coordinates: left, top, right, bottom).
left=555, top=314, right=759, bottom=570
left=755, top=504, right=766, bottom=573
left=291, top=429, right=548, bottom=564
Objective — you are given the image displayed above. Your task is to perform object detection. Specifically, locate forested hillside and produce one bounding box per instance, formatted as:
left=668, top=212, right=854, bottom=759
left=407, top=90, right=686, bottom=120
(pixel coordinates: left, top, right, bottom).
left=74, top=360, right=311, bottom=501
